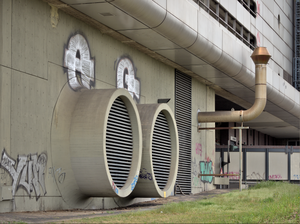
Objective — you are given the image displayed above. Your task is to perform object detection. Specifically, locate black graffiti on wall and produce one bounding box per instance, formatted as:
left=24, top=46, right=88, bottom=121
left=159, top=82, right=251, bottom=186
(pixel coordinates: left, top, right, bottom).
left=115, top=55, right=140, bottom=102
left=0, top=149, right=47, bottom=200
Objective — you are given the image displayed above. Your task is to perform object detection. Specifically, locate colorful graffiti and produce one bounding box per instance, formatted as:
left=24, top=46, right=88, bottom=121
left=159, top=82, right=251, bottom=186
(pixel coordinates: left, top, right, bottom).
left=64, top=33, right=95, bottom=91
left=0, top=149, right=47, bottom=200
left=199, top=160, right=213, bottom=183
left=257, top=1, right=260, bottom=14
left=112, top=181, right=119, bottom=194
left=115, top=56, right=140, bottom=102
left=131, top=175, right=138, bottom=190
left=257, top=32, right=261, bottom=46
left=224, top=172, right=239, bottom=180
left=195, top=143, right=202, bottom=156
left=293, top=174, right=300, bottom=180
left=269, top=174, right=282, bottom=180
left=139, top=168, right=152, bottom=180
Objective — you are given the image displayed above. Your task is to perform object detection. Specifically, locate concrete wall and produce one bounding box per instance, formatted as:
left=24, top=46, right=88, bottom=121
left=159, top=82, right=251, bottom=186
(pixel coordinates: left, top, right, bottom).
left=191, top=83, right=215, bottom=193
left=0, top=0, right=214, bottom=212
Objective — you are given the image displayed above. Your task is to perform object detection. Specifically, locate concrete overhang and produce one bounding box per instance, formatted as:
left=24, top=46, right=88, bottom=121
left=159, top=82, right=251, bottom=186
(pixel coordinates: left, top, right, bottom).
left=45, top=0, right=300, bottom=139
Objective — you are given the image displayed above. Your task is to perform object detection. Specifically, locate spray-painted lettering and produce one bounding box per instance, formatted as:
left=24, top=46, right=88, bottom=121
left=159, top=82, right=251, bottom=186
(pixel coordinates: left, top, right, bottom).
left=139, top=168, right=152, bottom=181
left=131, top=175, right=138, bottom=190
left=112, top=181, right=119, bottom=194
left=0, top=149, right=47, bottom=200
left=116, top=56, right=140, bottom=102
left=269, top=174, right=282, bottom=180
left=246, top=172, right=264, bottom=180
left=293, top=174, right=300, bottom=180
left=64, top=33, right=95, bottom=91
left=49, top=167, right=66, bottom=184
left=225, top=171, right=240, bottom=180
left=195, top=143, right=202, bottom=156
left=199, top=160, right=213, bottom=183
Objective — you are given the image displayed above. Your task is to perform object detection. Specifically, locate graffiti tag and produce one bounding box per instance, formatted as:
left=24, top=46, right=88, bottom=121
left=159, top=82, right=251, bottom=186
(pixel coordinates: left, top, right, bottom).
left=225, top=171, right=240, bottom=180
left=116, top=56, right=140, bottom=102
left=112, top=181, right=119, bottom=194
left=49, top=167, right=66, bottom=184
left=0, top=149, right=47, bottom=200
left=246, top=172, right=264, bottom=180
left=195, top=143, right=202, bottom=156
left=131, top=175, right=138, bottom=190
left=199, top=160, right=213, bottom=183
left=269, top=174, right=282, bottom=180
left=64, top=33, right=95, bottom=91
left=293, top=174, right=300, bottom=180
left=139, top=168, right=152, bottom=180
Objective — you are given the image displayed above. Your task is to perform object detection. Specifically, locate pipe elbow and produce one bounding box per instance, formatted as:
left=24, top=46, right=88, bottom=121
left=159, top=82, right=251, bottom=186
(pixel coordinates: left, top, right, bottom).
left=243, top=98, right=266, bottom=121
left=197, top=47, right=270, bottom=124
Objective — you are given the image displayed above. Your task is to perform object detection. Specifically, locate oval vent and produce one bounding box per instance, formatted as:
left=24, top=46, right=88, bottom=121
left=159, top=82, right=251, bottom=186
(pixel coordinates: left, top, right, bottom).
left=152, top=112, right=172, bottom=190
left=106, top=97, right=133, bottom=188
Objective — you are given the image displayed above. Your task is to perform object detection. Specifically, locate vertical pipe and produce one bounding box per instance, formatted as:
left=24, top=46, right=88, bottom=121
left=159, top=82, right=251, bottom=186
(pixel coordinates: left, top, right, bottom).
left=239, top=123, right=243, bottom=191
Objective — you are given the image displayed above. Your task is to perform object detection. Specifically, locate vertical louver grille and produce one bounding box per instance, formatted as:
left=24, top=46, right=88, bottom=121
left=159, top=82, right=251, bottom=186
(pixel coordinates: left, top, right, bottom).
left=152, top=112, right=172, bottom=190
left=106, top=97, right=133, bottom=188
left=175, top=70, right=192, bottom=194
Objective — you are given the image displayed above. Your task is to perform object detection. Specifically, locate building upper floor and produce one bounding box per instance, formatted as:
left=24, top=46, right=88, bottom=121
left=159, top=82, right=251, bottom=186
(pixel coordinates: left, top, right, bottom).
left=43, top=0, right=299, bottom=138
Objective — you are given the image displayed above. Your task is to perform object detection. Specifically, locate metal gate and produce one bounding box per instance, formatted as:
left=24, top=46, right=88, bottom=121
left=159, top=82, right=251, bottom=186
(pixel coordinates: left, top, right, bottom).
left=175, top=70, right=192, bottom=194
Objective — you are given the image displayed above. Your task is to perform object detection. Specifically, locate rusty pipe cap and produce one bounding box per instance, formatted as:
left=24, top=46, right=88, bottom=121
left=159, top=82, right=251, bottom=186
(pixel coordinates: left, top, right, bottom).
left=251, top=47, right=271, bottom=64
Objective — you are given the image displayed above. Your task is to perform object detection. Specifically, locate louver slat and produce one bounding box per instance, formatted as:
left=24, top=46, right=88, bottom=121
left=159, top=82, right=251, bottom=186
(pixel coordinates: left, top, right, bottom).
left=175, top=70, right=192, bottom=195
left=106, top=97, right=133, bottom=188
left=152, top=112, right=172, bottom=190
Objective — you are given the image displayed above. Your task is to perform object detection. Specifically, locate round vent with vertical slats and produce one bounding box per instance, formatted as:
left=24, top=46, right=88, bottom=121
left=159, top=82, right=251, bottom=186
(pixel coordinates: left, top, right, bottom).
left=152, top=112, right=172, bottom=190
left=69, top=89, right=142, bottom=198
left=106, top=97, right=133, bottom=188
left=130, top=104, right=179, bottom=198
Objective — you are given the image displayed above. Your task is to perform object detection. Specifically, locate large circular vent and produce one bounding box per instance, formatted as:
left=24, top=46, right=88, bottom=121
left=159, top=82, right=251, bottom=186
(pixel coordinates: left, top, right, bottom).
left=152, top=112, right=172, bottom=190
left=130, top=104, right=179, bottom=198
left=69, top=89, right=142, bottom=198
left=106, top=97, right=133, bottom=188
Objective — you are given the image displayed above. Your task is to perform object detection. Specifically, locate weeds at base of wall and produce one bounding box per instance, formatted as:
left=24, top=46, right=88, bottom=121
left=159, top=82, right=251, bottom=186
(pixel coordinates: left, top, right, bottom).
left=64, top=181, right=300, bottom=223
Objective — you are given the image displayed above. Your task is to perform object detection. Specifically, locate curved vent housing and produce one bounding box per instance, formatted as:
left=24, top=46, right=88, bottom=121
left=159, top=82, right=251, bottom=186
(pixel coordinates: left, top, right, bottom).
left=152, top=112, right=171, bottom=190
left=69, top=89, right=142, bottom=198
left=106, top=97, right=133, bottom=188
left=131, top=103, right=179, bottom=198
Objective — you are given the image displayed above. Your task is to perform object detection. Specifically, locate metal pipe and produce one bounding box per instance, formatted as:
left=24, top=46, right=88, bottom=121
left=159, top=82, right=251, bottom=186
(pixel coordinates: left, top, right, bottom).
left=239, top=123, right=243, bottom=191
left=197, top=47, right=271, bottom=123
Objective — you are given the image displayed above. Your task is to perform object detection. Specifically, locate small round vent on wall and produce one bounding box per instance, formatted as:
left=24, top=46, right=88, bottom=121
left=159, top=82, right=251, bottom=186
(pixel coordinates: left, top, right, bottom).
left=131, top=104, right=179, bottom=198
left=69, top=89, right=142, bottom=198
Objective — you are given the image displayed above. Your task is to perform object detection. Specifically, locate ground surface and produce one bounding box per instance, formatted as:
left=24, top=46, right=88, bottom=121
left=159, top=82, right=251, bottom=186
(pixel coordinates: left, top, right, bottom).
left=0, top=189, right=234, bottom=223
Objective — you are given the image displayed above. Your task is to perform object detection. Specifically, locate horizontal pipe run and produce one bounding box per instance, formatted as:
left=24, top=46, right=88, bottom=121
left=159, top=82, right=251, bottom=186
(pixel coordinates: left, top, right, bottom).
left=197, top=127, right=249, bottom=130
left=198, top=174, right=240, bottom=177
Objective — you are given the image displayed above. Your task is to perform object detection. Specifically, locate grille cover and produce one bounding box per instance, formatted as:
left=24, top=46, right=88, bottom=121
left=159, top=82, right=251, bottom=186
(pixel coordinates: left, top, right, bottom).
left=106, top=97, right=133, bottom=188
left=69, top=89, right=142, bottom=198
left=130, top=103, right=178, bottom=198
left=152, top=112, right=172, bottom=190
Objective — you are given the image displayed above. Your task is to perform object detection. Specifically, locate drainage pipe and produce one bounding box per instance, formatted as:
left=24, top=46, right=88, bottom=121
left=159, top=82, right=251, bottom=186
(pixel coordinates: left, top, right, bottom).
left=197, top=47, right=271, bottom=123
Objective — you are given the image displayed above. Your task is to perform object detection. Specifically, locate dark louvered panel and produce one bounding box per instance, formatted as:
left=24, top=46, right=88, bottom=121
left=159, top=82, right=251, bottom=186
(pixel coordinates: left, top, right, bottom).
left=175, top=70, right=192, bottom=194
left=106, top=97, right=133, bottom=188
left=152, top=112, right=172, bottom=190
